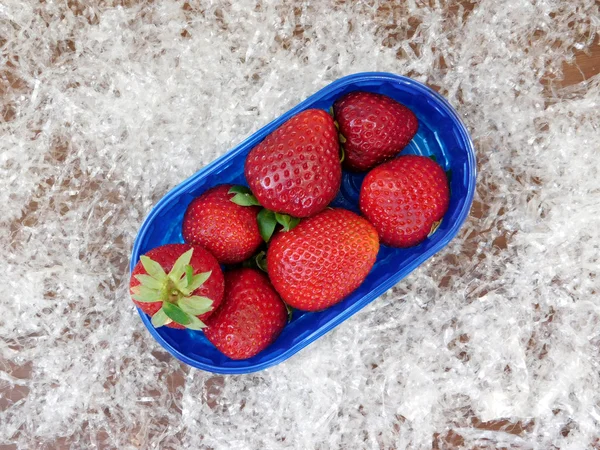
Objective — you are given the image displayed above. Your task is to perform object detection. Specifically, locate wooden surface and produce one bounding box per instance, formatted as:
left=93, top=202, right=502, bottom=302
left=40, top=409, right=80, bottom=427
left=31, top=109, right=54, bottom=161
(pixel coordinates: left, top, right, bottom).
left=559, top=36, right=600, bottom=87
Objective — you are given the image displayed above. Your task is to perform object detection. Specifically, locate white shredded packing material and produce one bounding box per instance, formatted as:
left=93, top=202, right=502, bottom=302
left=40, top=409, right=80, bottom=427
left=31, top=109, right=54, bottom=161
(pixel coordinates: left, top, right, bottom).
left=1, top=0, right=599, bottom=448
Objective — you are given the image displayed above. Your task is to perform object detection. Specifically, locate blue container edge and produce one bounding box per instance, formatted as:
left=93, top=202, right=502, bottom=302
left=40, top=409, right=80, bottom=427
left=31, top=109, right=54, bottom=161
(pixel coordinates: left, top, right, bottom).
left=130, top=72, right=477, bottom=375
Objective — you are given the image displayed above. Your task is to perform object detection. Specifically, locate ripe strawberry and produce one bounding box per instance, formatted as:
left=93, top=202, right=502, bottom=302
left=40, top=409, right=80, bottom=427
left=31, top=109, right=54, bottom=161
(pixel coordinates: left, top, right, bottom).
left=182, top=184, right=262, bottom=264
left=204, top=268, right=287, bottom=360
left=130, top=243, right=224, bottom=329
left=359, top=155, right=450, bottom=248
left=267, top=208, right=379, bottom=312
left=244, top=109, right=342, bottom=218
left=333, top=91, right=418, bottom=171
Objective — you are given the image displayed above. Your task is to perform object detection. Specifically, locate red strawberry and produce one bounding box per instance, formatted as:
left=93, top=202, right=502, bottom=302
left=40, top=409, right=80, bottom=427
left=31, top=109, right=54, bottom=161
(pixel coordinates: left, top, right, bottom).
left=204, top=268, right=287, bottom=360
left=182, top=184, right=262, bottom=264
left=267, top=208, right=379, bottom=312
left=244, top=109, right=342, bottom=218
left=333, top=91, right=418, bottom=171
left=359, top=155, right=450, bottom=247
left=130, top=243, right=224, bottom=329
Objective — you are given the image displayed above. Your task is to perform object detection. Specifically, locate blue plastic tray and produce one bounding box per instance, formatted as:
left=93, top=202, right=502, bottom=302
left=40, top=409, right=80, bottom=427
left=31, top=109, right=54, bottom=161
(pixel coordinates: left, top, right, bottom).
left=130, top=72, right=476, bottom=374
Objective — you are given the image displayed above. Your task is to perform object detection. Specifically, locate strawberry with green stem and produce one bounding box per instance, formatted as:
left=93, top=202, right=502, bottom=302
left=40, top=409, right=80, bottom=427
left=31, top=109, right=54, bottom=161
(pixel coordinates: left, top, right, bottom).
left=130, top=244, right=224, bottom=329
left=182, top=184, right=263, bottom=264
left=267, top=208, right=380, bottom=311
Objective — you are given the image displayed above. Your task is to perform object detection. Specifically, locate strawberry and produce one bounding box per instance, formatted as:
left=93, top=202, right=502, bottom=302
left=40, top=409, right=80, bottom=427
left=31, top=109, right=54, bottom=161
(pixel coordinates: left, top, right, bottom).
left=130, top=243, right=224, bottom=329
left=359, top=155, right=450, bottom=248
left=204, top=268, right=287, bottom=360
left=333, top=91, right=418, bottom=171
left=244, top=108, right=342, bottom=218
left=267, top=208, right=379, bottom=312
left=182, top=184, right=262, bottom=264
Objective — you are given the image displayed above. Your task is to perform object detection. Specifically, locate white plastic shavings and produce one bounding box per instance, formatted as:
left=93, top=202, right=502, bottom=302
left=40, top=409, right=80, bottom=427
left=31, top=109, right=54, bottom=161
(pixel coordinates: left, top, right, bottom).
left=1, top=0, right=599, bottom=448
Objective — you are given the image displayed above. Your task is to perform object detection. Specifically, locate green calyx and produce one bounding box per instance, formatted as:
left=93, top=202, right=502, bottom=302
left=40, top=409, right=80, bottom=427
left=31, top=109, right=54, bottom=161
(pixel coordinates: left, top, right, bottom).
left=241, top=250, right=268, bottom=273
left=255, top=251, right=268, bottom=272
left=131, top=248, right=213, bottom=330
left=242, top=250, right=268, bottom=272
left=229, top=185, right=300, bottom=242
left=257, top=209, right=300, bottom=242
left=428, top=220, right=443, bottom=238
left=330, top=114, right=346, bottom=163
left=229, top=185, right=261, bottom=206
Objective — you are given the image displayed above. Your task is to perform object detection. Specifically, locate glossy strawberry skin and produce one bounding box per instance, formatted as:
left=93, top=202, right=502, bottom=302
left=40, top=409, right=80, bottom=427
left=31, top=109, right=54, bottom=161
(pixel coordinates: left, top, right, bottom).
left=359, top=155, right=450, bottom=248
left=204, top=269, right=287, bottom=360
left=333, top=91, right=418, bottom=172
left=130, top=243, right=224, bottom=328
left=182, top=184, right=262, bottom=264
left=267, top=208, right=379, bottom=312
left=244, top=109, right=342, bottom=218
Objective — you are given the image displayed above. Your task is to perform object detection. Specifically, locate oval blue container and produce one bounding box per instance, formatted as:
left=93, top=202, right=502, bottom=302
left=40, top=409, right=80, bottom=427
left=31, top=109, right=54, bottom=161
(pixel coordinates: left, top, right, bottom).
left=130, top=72, right=476, bottom=374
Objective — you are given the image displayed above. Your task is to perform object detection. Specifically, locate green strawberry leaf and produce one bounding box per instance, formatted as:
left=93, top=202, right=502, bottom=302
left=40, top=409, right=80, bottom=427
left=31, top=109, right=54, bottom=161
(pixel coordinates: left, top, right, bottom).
left=162, top=302, right=191, bottom=326
left=275, top=213, right=291, bottom=231
left=140, top=255, right=167, bottom=281
left=181, top=271, right=212, bottom=295
left=179, top=296, right=213, bottom=315
left=186, top=315, right=207, bottom=330
left=255, top=251, right=268, bottom=272
left=338, top=133, right=347, bottom=144
left=288, top=216, right=300, bottom=230
left=446, top=169, right=453, bottom=183
left=131, top=285, right=163, bottom=303
left=240, top=252, right=266, bottom=271
left=231, top=193, right=261, bottom=207
left=274, top=213, right=300, bottom=232
left=329, top=106, right=335, bottom=117
left=185, top=265, right=194, bottom=287
left=134, top=274, right=163, bottom=290
left=285, top=303, right=293, bottom=323
left=151, top=308, right=171, bottom=328
left=228, top=185, right=253, bottom=195
left=339, top=145, right=345, bottom=163
left=257, top=209, right=277, bottom=242
left=168, top=248, right=193, bottom=283
left=429, top=154, right=438, bottom=163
